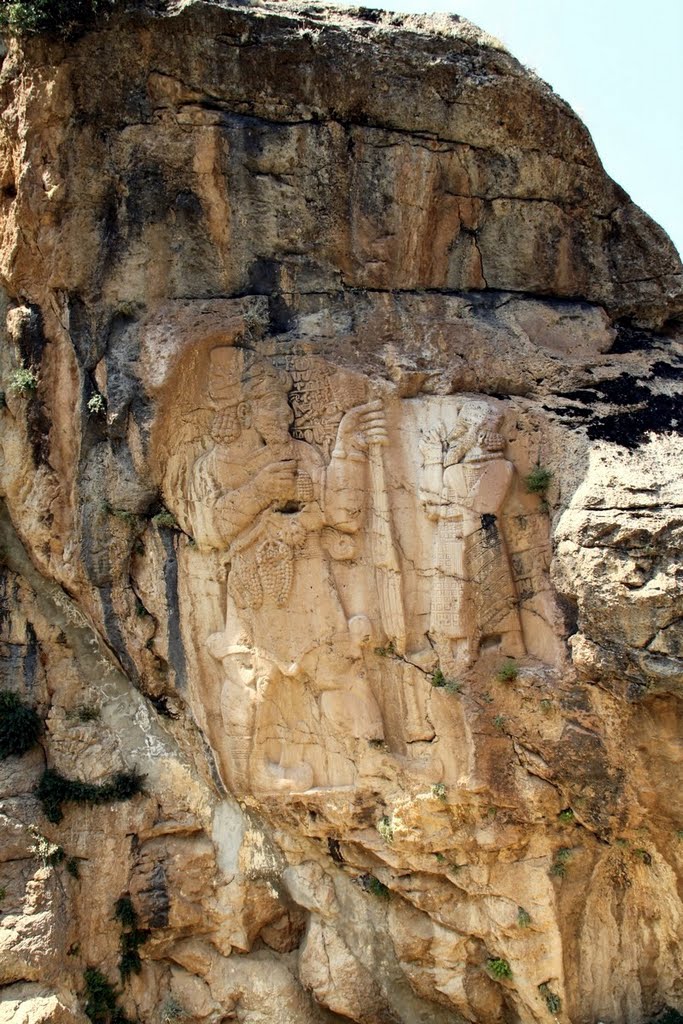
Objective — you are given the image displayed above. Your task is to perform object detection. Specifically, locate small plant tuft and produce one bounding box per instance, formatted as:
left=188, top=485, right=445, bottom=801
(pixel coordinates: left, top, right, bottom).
left=487, top=957, right=512, bottom=980
left=82, top=966, right=132, bottom=1024
left=0, top=0, right=116, bottom=36
left=431, top=782, right=447, bottom=801
left=539, top=982, right=562, bottom=1013
left=497, top=659, right=518, bottom=682
left=430, top=668, right=462, bottom=693
left=525, top=465, right=553, bottom=496
left=103, top=502, right=138, bottom=528
left=634, top=848, right=652, bottom=865
left=73, top=703, right=100, bottom=723
left=114, top=894, right=150, bottom=982
left=151, top=508, right=178, bottom=529
left=558, top=808, right=574, bottom=823
left=362, top=874, right=391, bottom=900
left=35, top=766, right=145, bottom=824
left=66, top=856, right=80, bottom=879
left=160, top=998, right=187, bottom=1024
left=29, top=827, right=64, bottom=867
left=374, top=639, right=396, bottom=658
left=114, top=895, right=138, bottom=929
left=377, top=814, right=394, bottom=843
left=0, top=691, right=42, bottom=760
left=7, top=367, right=38, bottom=394
left=493, top=714, right=506, bottom=731
left=87, top=393, right=105, bottom=416
left=540, top=698, right=553, bottom=714
left=517, top=906, right=531, bottom=928
left=550, top=847, right=573, bottom=878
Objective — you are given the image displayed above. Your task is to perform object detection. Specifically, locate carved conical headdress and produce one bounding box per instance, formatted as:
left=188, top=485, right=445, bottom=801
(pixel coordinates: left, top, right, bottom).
left=208, top=347, right=291, bottom=404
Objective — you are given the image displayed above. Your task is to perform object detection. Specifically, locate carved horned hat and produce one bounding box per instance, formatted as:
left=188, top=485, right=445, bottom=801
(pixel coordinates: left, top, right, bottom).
left=208, top=346, right=292, bottom=404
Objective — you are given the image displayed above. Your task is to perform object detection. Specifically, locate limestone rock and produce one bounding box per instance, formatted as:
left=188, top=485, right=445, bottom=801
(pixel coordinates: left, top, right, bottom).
left=0, top=3, right=681, bottom=1024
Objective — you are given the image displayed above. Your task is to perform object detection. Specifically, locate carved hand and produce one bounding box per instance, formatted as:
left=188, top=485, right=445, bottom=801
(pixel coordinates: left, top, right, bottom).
left=420, top=424, right=446, bottom=463
left=254, top=459, right=298, bottom=503
left=336, top=399, right=388, bottom=460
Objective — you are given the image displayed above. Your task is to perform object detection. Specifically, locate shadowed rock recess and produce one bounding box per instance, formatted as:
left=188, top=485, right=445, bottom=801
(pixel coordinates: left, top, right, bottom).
left=0, top=2, right=681, bottom=1022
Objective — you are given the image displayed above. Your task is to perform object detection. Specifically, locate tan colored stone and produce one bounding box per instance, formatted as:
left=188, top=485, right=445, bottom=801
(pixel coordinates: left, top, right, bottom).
left=0, top=3, right=681, bottom=1024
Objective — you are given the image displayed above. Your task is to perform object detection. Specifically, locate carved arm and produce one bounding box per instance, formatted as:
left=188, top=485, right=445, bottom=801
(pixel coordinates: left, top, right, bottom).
left=325, top=400, right=387, bottom=532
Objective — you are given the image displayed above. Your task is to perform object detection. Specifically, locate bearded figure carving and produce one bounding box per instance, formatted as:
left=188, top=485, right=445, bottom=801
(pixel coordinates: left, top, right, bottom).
left=186, top=346, right=388, bottom=793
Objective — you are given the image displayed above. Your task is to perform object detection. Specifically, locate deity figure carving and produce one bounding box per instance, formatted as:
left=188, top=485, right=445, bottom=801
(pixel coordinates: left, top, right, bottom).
left=186, top=346, right=387, bottom=793
left=419, top=400, right=525, bottom=675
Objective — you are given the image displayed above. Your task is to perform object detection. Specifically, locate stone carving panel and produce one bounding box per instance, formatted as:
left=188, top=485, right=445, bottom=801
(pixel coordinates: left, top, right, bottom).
left=148, top=317, right=559, bottom=801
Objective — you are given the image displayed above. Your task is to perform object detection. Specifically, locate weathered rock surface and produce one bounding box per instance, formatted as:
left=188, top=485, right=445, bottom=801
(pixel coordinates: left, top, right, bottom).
left=0, top=3, right=681, bottom=1024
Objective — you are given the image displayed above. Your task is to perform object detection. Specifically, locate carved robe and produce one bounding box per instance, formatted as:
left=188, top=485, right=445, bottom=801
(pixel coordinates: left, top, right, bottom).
left=432, top=456, right=522, bottom=651
left=188, top=437, right=352, bottom=673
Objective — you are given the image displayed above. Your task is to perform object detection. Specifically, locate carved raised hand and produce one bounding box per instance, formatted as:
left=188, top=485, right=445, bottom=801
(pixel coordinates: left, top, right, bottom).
left=334, top=400, right=388, bottom=461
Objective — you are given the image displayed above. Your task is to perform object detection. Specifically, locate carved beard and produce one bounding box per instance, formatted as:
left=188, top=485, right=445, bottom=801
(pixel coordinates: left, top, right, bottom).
left=211, top=408, right=241, bottom=444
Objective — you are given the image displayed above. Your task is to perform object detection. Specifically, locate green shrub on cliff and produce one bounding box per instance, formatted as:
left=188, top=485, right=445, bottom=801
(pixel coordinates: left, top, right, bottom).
left=0, top=0, right=116, bottom=36
left=0, top=691, right=42, bottom=760
left=36, top=766, right=145, bottom=823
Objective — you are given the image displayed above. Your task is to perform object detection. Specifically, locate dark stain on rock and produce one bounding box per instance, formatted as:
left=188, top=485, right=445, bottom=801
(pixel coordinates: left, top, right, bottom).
left=650, top=360, right=683, bottom=380
left=586, top=392, right=683, bottom=449
left=26, top=393, right=52, bottom=468
left=98, top=189, right=124, bottom=274
left=247, top=258, right=294, bottom=332
left=100, top=583, right=140, bottom=685
left=145, top=862, right=170, bottom=929
left=555, top=593, right=579, bottom=637
left=160, top=529, right=188, bottom=691
left=22, top=621, right=38, bottom=693
left=328, top=837, right=344, bottom=863
left=68, top=296, right=109, bottom=369
left=147, top=694, right=178, bottom=719
left=124, top=161, right=169, bottom=233
left=15, top=303, right=47, bottom=367
left=549, top=371, right=682, bottom=449
left=174, top=189, right=204, bottom=224
left=607, top=319, right=658, bottom=354
left=481, top=512, right=497, bottom=533
left=553, top=722, right=625, bottom=832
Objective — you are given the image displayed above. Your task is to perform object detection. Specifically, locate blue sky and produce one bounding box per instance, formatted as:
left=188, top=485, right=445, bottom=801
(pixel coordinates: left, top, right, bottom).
left=335, top=0, right=683, bottom=257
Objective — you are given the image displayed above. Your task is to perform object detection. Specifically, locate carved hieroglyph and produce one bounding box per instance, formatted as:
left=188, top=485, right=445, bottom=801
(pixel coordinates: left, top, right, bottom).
left=152, top=326, right=556, bottom=799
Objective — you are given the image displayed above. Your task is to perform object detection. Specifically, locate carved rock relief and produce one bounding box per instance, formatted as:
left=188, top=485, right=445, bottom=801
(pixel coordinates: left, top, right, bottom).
left=147, top=317, right=562, bottom=801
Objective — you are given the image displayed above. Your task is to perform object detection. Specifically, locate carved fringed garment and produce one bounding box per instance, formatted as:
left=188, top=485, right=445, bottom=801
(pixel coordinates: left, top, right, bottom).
left=431, top=458, right=522, bottom=646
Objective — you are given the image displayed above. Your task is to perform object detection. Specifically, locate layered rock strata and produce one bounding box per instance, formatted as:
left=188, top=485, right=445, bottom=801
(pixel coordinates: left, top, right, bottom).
left=0, top=4, right=681, bottom=1024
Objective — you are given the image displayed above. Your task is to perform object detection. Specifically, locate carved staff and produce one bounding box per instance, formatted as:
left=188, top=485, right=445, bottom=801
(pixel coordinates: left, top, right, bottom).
left=367, top=411, right=407, bottom=655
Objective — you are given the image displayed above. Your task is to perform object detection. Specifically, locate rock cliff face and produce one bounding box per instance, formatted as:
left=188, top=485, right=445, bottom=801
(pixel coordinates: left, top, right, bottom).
left=0, top=4, right=681, bottom=1023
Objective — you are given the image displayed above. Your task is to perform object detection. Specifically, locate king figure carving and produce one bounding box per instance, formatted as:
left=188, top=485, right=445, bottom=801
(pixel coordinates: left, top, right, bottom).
left=187, top=347, right=387, bottom=794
